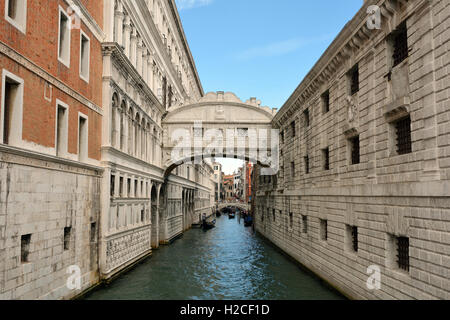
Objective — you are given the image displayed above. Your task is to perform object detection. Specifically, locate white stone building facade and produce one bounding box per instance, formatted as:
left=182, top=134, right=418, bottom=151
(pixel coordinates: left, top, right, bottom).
left=255, top=0, right=450, bottom=300
left=100, top=0, right=215, bottom=280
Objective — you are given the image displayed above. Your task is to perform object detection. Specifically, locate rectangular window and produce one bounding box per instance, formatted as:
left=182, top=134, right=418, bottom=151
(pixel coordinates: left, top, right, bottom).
left=348, top=64, right=359, bottom=96
left=63, top=227, right=71, bottom=251
left=289, top=213, right=293, bottom=229
left=322, top=147, right=330, bottom=171
left=322, top=90, right=330, bottom=114
left=80, top=31, right=90, bottom=82
left=119, top=177, right=123, bottom=197
left=304, top=109, right=310, bottom=127
left=392, top=21, right=408, bottom=68
left=134, top=179, right=138, bottom=197
left=272, top=209, right=276, bottom=222
left=90, top=222, right=96, bottom=243
left=2, top=72, right=23, bottom=145
left=56, top=102, right=68, bottom=157
left=346, top=225, right=358, bottom=252
left=395, top=116, right=412, bottom=155
left=397, top=236, right=410, bottom=272
left=110, top=174, right=115, bottom=197
left=291, top=121, right=296, bottom=137
left=141, top=210, right=145, bottom=223
left=302, top=215, right=308, bottom=233
left=21, top=234, right=31, bottom=263
left=127, top=178, right=131, bottom=196
left=280, top=130, right=284, bottom=144
left=320, top=219, right=328, bottom=241
left=5, top=0, right=27, bottom=33
left=291, top=161, right=295, bottom=179
left=58, top=7, right=71, bottom=67
left=78, top=115, right=87, bottom=161
left=304, top=155, right=310, bottom=174
left=349, top=136, right=360, bottom=165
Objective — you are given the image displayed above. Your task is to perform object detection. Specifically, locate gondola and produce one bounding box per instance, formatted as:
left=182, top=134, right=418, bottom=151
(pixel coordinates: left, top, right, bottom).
left=244, top=215, right=253, bottom=227
left=202, top=219, right=216, bottom=231
left=216, top=210, right=221, bottom=218
left=228, top=212, right=235, bottom=219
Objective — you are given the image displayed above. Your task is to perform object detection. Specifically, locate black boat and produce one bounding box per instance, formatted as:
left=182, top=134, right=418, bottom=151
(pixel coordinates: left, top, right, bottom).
left=228, top=212, right=235, bottom=219
left=202, top=219, right=216, bottom=231
left=216, top=210, right=221, bottom=217
left=244, top=215, right=253, bottom=227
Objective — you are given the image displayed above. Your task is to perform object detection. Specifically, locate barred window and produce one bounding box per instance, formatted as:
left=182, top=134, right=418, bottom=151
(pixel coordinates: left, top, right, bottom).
left=304, top=155, right=310, bottom=174
left=397, top=236, right=410, bottom=272
left=395, top=116, right=412, bottom=155
left=304, top=109, right=310, bottom=127
left=322, top=90, right=330, bottom=114
left=320, top=219, right=328, bottom=241
left=64, top=227, right=71, bottom=251
left=349, top=64, right=359, bottom=96
left=302, top=215, right=308, bottom=233
left=289, top=213, right=293, bottom=229
left=323, top=147, right=330, bottom=171
left=350, top=136, right=360, bottom=165
left=392, top=21, right=408, bottom=68
left=21, top=234, right=31, bottom=263
left=351, top=226, right=358, bottom=252
left=291, top=121, right=296, bottom=137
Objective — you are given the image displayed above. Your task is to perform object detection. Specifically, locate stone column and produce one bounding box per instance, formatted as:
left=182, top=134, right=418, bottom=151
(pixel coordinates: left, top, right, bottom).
left=130, top=26, right=137, bottom=67
left=142, top=49, right=148, bottom=83
left=123, top=15, right=131, bottom=57
left=137, top=37, right=143, bottom=76
left=148, top=54, right=154, bottom=91
left=114, top=1, right=124, bottom=46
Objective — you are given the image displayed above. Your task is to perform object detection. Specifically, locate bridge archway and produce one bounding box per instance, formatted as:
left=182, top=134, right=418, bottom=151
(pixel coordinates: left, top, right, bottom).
left=162, top=92, right=278, bottom=177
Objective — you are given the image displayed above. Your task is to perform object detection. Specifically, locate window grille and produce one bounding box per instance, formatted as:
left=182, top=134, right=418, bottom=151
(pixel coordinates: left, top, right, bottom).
left=350, top=136, right=360, bottom=165
left=395, top=116, right=412, bottom=155
left=351, top=226, right=358, bottom=252
left=350, top=65, right=359, bottom=95
left=393, top=22, right=408, bottom=67
left=397, top=236, right=410, bottom=272
left=323, top=148, right=330, bottom=171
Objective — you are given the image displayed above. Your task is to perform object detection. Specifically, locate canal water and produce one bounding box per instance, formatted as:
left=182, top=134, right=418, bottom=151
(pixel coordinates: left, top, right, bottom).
left=84, top=215, right=344, bottom=300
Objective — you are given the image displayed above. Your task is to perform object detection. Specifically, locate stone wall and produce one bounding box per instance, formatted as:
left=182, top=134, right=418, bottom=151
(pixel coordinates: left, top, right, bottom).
left=0, top=149, right=101, bottom=300
left=256, top=0, right=450, bottom=300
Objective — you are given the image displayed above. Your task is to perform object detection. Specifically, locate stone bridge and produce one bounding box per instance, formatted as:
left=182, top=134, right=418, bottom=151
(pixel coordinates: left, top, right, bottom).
left=162, top=92, right=278, bottom=177
left=217, top=202, right=249, bottom=212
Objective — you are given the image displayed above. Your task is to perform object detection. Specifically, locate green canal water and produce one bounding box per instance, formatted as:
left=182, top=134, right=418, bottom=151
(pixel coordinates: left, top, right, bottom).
left=84, top=215, right=344, bottom=300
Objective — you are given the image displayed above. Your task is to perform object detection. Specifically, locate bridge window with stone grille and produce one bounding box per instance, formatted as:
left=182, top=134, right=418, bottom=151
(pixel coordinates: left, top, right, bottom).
left=394, top=116, right=412, bottom=155
left=391, top=21, right=408, bottom=68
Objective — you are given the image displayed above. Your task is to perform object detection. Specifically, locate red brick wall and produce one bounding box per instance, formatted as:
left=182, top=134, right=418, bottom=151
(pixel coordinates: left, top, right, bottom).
left=0, top=0, right=103, bottom=160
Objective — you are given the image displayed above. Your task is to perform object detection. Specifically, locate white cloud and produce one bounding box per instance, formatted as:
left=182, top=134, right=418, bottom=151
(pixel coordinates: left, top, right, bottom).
left=235, top=35, right=333, bottom=61
left=176, top=0, right=213, bottom=10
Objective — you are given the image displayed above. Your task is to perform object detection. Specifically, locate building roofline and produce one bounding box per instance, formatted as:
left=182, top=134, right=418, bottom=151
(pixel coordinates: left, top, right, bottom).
left=167, top=0, right=205, bottom=97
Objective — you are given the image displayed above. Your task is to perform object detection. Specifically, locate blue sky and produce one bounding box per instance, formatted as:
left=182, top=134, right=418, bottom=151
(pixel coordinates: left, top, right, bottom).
left=175, top=0, right=363, bottom=173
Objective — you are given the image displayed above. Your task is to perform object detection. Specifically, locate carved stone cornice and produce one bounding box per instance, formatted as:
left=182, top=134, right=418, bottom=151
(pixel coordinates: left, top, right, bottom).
left=274, top=0, right=417, bottom=125
left=103, top=42, right=165, bottom=115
